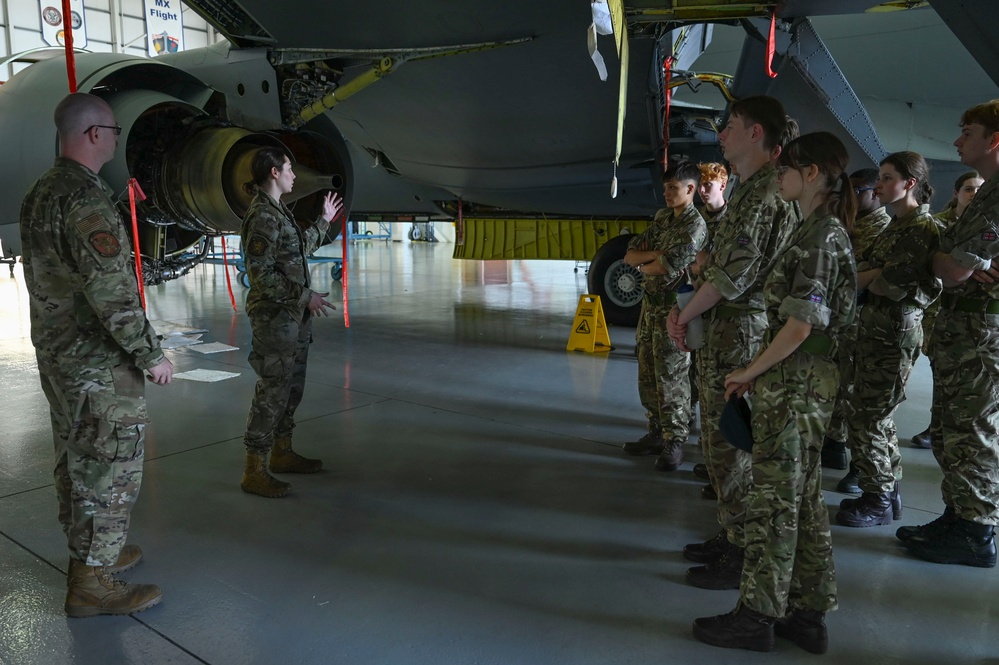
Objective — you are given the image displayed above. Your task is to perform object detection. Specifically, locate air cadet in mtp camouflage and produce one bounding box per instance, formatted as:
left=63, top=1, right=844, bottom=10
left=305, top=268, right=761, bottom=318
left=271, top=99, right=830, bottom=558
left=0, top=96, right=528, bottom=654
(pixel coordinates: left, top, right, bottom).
left=667, top=96, right=800, bottom=592
left=19, top=93, right=174, bottom=617
left=914, top=99, right=999, bottom=568
left=239, top=146, right=342, bottom=498
left=835, top=152, right=940, bottom=529
left=820, top=168, right=892, bottom=492
left=694, top=132, right=858, bottom=655
left=621, top=160, right=707, bottom=471
left=908, top=170, right=984, bottom=451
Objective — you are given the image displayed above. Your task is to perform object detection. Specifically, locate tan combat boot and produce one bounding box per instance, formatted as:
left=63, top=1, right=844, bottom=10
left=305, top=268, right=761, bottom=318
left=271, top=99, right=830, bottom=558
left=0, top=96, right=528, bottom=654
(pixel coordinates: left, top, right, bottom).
left=65, top=559, right=162, bottom=618
left=269, top=435, right=323, bottom=474
left=241, top=450, right=292, bottom=497
left=106, top=544, right=143, bottom=575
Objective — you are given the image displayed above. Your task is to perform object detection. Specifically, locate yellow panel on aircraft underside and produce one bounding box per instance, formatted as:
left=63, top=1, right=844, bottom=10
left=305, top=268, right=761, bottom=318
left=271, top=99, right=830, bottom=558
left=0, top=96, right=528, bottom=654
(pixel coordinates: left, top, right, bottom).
left=628, top=2, right=775, bottom=22
left=452, top=218, right=649, bottom=261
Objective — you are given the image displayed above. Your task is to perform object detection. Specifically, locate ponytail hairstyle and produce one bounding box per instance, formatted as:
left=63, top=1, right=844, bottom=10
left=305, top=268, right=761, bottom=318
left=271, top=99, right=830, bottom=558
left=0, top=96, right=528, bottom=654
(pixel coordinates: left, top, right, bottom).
left=242, top=146, right=291, bottom=196
left=777, top=131, right=857, bottom=233
left=945, top=170, right=981, bottom=210
left=879, top=151, right=934, bottom=206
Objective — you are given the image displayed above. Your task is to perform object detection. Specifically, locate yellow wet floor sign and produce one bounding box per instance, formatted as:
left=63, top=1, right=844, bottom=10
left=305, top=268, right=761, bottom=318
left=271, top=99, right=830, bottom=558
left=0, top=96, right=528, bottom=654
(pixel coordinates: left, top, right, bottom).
left=567, top=294, right=612, bottom=353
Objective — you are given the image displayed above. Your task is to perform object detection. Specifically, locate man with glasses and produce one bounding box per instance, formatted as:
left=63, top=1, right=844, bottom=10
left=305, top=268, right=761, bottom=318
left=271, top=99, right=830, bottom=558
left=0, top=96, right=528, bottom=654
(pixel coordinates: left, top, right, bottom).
left=19, top=92, right=172, bottom=617
left=821, top=168, right=892, bottom=495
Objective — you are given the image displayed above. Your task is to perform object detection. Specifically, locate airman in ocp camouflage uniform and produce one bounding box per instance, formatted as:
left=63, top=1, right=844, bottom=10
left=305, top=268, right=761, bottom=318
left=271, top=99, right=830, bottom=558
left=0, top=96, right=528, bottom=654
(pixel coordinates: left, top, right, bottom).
left=837, top=152, right=941, bottom=529
left=239, top=146, right=341, bottom=498
left=906, top=99, right=999, bottom=567
left=20, top=93, right=173, bottom=617
left=667, top=96, right=800, bottom=592
left=623, top=161, right=707, bottom=472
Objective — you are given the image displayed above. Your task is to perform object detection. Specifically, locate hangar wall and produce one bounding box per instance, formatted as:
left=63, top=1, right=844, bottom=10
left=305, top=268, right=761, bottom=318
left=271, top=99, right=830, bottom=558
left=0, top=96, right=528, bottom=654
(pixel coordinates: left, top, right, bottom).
left=0, top=0, right=219, bottom=81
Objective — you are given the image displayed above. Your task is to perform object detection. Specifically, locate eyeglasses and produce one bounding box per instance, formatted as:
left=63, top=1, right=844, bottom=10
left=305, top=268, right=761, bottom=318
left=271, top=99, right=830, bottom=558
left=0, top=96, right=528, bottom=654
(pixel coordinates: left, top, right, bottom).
left=84, top=125, right=122, bottom=136
left=854, top=186, right=875, bottom=194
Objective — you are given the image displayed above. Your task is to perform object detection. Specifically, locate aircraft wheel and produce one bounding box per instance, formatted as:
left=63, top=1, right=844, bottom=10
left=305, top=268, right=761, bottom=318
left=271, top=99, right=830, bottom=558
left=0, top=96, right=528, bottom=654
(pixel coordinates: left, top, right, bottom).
left=587, top=233, right=642, bottom=327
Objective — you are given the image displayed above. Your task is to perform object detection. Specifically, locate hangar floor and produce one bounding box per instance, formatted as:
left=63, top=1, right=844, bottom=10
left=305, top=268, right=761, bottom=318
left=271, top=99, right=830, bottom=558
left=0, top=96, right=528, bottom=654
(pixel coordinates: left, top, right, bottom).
left=0, top=239, right=996, bottom=665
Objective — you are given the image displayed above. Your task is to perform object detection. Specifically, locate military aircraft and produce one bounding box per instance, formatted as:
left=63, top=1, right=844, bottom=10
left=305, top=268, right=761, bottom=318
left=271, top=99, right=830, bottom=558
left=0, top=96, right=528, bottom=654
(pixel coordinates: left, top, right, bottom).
left=0, top=0, right=995, bottom=324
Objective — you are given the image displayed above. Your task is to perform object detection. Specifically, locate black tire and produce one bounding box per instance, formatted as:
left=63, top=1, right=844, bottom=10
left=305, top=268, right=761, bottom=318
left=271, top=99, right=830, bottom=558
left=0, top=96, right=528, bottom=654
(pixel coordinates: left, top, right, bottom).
left=237, top=271, right=250, bottom=288
left=587, top=233, right=642, bottom=327
left=331, top=262, right=343, bottom=281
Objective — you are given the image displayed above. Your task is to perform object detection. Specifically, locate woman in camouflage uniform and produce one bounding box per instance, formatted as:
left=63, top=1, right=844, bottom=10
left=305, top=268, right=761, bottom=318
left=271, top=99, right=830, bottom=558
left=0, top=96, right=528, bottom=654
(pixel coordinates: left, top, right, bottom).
left=239, top=147, right=342, bottom=498
left=835, top=152, right=941, bottom=526
left=693, top=132, right=858, bottom=654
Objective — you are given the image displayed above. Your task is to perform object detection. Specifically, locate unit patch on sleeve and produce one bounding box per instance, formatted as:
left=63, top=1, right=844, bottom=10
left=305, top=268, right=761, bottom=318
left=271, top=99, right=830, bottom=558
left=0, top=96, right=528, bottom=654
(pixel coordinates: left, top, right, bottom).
left=247, top=236, right=269, bottom=257
left=89, top=231, right=121, bottom=257
left=982, top=231, right=997, bottom=242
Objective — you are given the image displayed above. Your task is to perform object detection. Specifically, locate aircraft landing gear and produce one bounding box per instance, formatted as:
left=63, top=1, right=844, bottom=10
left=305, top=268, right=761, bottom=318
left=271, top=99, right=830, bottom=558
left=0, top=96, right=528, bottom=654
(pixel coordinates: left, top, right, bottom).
left=587, top=233, right=642, bottom=327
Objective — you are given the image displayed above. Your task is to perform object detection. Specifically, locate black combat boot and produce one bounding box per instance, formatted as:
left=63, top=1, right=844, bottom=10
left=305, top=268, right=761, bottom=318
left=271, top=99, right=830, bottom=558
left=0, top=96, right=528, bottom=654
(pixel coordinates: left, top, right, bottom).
left=820, top=437, right=848, bottom=470
left=622, top=430, right=665, bottom=456
left=836, top=462, right=861, bottom=494
left=683, top=530, right=732, bottom=564
left=701, top=484, right=717, bottom=500
left=841, top=482, right=900, bottom=518
left=902, top=518, right=997, bottom=568
left=686, top=545, right=744, bottom=589
left=896, top=506, right=956, bottom=541
left=910, top=427, right=932, bottom=449
left=693, top=603, right=775, bottom=652
left=775, top=607, right=828, bottom=654
left=835, top=491, right=894, bottom=527
left=654, top=439, right=684, bottom=471
left=692, top=463, right=710, bottom=481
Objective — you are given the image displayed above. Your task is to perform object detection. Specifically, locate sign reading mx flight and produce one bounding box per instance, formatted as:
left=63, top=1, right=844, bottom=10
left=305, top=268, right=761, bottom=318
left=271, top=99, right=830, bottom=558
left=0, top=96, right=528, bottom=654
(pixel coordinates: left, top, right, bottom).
left=144, top=0, right=185, bottom=57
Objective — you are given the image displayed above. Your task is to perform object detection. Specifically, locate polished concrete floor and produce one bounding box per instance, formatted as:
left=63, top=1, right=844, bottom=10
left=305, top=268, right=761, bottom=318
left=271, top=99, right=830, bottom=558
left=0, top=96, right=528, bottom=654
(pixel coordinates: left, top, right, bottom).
left=0, top=238, right=997, bottom=665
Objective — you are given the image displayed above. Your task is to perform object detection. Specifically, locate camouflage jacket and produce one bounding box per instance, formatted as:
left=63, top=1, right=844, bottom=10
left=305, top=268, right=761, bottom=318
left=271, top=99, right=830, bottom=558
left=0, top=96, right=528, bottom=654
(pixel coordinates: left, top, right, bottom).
left=19, top=157, right=164, bottom=374
left=697, top=202, right=727, bottom=251
left=702, top=163, right=800, bottom=310
left=932, top=206, right=959, bottom=232
left=867, top=203, right=941, bottom=307
left=764, top=206, right=857, bottom=337
left=940, top=172, right=999, bottom=299
left=629, top=203, right=707, bottom=295
left=852, top=206, right=892, bottom=267
left=241, top=191, right=330, bottom=316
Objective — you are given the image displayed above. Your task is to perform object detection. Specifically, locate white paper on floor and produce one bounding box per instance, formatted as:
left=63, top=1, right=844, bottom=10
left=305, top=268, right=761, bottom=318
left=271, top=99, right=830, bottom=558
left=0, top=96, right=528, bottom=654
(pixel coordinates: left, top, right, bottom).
left=189, top=342, right=239, bottom=354
left=173, top=369, right=241, bottom=382
left=160, top=334, right=204, bottom=349
left=152, top=321, right=210, bottom=336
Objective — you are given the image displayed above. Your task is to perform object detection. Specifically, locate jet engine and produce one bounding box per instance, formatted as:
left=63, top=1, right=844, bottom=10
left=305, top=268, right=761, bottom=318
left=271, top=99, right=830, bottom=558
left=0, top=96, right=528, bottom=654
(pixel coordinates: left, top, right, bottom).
left=0, top=49, right=352, bottom=284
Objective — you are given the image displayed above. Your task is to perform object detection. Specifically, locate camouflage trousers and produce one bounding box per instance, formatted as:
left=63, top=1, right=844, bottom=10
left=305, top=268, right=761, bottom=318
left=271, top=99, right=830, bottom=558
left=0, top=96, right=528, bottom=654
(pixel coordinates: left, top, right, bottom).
left=689, top=352, right=700, bottom=411
left=245, top=306, right=313, bottom=452
left=929, top=310, right=999, bottom=524
left=636, top=296, right=691, bottom=443
left=40, top=363, right=147, bottom=566
left=699, top=308, right=766, bottom=547
left=845, top=303, right=921, bottom=494
left=741, top=350, right=838, bottom=617
left=826, top=309, right=861, bottom=444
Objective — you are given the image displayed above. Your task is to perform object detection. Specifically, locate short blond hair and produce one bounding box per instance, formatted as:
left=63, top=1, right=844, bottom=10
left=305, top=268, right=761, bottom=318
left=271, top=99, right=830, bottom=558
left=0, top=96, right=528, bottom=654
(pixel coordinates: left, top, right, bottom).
left=698, top=162, right=729, bottom=185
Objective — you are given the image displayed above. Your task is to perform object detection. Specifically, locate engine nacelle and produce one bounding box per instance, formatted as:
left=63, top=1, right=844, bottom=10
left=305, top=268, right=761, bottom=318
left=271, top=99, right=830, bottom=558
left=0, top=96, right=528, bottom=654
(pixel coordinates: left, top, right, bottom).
left=0, top=50, right=352, bottom=279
